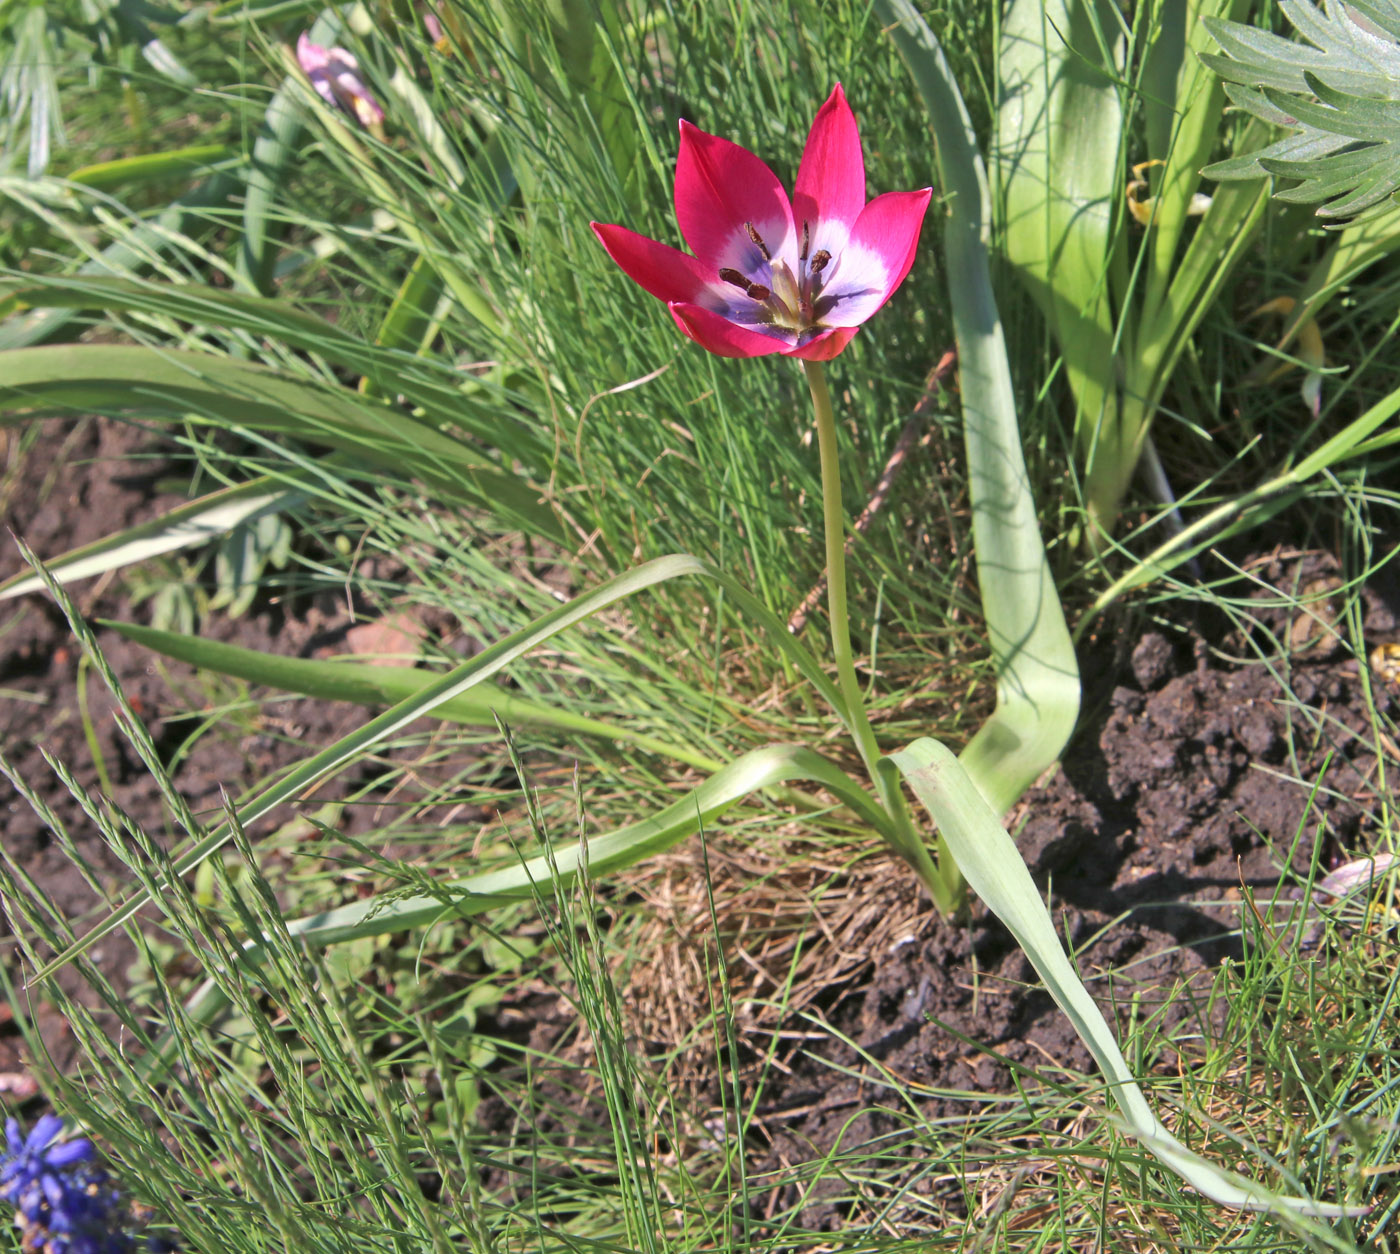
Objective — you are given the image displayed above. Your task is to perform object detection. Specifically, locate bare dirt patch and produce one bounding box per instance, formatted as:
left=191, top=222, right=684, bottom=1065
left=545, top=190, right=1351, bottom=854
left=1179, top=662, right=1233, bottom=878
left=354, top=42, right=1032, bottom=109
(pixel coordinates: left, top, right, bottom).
left=0, top=419, right=387, bottom=1073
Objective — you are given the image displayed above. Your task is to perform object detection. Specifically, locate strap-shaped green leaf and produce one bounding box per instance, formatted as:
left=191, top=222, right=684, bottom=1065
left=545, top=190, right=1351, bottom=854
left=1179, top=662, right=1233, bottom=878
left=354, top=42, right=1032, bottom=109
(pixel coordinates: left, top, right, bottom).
left=0, top=275, right=524, bottom=452
left=994, top=0, right=1124, bottom=510
left=0, top=478, right=299, bottom=600
left=103, top=618, right=724, bottom=773
left=889, top=738, right=1363, bottom=1220
left=878, top=0, right=1080, bottom=814
left=270, top=743, right=887, bottom=950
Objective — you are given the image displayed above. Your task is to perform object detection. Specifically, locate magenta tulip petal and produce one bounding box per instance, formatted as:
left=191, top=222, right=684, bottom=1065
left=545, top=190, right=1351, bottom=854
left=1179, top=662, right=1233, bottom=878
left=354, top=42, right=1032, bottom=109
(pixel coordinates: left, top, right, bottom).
left=668, top=303, right=790, bottom=358
left=844, top=188, right=933, bottom=309
left=793, top=84, right=865, bottom=239
left=591, top=222, right=713, bottom=306
left=674, top=122, right=797, bottom=277
left=595, top=88, right=927, bottom=363
left=789, top=327, right=859, bottom=361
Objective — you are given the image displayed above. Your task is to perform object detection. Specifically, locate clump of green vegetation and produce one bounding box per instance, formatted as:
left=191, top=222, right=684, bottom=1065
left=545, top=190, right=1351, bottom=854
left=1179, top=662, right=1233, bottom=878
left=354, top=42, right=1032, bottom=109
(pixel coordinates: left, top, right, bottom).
left=0, top=1, right=1396, bottom=1250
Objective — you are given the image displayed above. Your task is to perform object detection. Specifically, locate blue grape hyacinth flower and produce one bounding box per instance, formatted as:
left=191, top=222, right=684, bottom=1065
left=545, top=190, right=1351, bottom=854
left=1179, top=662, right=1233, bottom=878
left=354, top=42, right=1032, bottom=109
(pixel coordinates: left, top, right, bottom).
left=3, top=1115, right=96, bottom=1217
left=1, top=1115, right=146, bottom=1254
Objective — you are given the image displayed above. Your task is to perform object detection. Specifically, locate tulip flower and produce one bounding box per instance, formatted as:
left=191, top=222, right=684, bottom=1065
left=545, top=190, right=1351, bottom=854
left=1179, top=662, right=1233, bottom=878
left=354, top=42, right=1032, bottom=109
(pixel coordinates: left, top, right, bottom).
left=592, top=85, right=930, bottom=360
left=594, top=88, right=941, bottom=905
left=296, top=33, right=385, bottom=130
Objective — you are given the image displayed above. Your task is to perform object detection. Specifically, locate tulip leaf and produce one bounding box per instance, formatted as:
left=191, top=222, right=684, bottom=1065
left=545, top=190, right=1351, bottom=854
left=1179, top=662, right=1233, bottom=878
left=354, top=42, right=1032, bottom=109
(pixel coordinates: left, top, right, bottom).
left=889, top=738, right=1362, bottom=1220
left=0, top=171, right=242, bottom=351
left=0, top=479, right=299, bottom=601
left=877, top=0, right=1080, bottom=814
left=238, top=16, right=332, bottom=295
left=102, top=618, right=724, bottom=774
left=248, top=744, right=885, bottom=951
left=0, top=275, right=530, bottom=454
left=994, top=0, right=1125, bottom=517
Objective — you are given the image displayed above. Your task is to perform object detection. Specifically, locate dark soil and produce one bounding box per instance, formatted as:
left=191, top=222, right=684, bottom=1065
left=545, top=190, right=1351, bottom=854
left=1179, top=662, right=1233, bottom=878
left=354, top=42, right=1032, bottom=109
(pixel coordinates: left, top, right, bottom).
left=0, top=419, right=400, bottom=1074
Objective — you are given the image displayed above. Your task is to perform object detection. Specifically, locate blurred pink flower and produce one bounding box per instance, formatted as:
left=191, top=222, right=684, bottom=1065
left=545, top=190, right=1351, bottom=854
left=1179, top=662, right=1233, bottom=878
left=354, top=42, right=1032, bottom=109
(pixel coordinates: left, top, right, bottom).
left=592, top=85, right=930, bottom=360
left=296, top=33, right=384, bottom=129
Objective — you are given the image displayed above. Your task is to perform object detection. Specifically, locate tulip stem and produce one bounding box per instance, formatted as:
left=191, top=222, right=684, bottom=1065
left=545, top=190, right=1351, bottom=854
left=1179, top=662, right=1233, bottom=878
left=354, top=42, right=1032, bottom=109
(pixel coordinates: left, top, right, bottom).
left=802, top=360, right=952, bottom=913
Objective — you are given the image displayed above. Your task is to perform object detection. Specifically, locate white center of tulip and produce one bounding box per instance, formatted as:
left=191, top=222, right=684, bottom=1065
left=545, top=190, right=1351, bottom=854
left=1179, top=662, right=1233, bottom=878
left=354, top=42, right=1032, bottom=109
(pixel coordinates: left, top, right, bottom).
left=718, top=220, right=837, bottom=335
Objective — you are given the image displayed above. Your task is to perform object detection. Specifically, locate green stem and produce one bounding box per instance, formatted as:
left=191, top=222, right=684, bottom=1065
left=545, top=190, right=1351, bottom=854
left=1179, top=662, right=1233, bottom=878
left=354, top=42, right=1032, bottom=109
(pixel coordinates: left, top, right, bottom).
left=802, top=360, right=953, bottom=913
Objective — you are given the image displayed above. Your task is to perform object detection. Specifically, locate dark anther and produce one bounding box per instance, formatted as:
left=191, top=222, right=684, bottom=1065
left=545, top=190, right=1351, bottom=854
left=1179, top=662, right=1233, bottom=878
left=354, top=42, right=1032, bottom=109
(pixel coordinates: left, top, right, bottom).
left=744, top=221, right=772, bottom=261
left=800, top=221, right=810, bottom=261
left=719, top=267, right=750, bottom=289
left=745, top=282, right=771, bottom=301
left=809, top=249, right=831, bottom=275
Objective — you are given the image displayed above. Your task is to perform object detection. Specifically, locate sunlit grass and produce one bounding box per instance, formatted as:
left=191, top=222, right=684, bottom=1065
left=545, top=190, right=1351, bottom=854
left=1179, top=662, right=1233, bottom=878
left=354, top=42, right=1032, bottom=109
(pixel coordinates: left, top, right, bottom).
left=1, top=0, right=1398, bottom=1250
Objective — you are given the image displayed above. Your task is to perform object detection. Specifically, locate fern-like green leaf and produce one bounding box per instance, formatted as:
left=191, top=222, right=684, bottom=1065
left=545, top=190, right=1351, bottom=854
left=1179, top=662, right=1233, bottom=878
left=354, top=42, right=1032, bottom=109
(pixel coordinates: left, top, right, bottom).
left=1202, top=0, right=1400, bottom=219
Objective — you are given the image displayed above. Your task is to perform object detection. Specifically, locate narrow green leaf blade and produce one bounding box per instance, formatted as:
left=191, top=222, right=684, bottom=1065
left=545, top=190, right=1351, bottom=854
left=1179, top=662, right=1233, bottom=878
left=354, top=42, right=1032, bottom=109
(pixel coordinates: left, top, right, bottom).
left=890, top=738, right=1363, bottom=1220
left=281, top=744, right=886, bottom=947
left=878, top=0, right=1081, bottom=813
left=65, top=145, right=234, bottom=192
left=994, top=0, right=1124, bottom=492
left=166, top=743, right=890, bottom=1053
left=103, top=618, right=724, bottom=773
left=0, top=479, right=298, bottom=600
left=0, top=171, right=241, bottom=351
